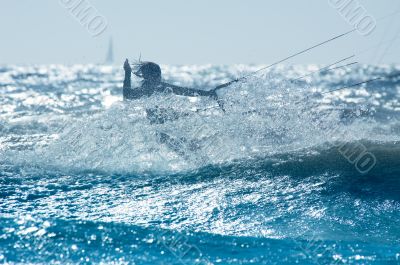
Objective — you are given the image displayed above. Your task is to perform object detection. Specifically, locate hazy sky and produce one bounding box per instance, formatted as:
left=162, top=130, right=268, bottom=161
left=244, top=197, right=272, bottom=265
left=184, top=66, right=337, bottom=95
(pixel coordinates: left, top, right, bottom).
left=1, top=0, right=399, bottom=65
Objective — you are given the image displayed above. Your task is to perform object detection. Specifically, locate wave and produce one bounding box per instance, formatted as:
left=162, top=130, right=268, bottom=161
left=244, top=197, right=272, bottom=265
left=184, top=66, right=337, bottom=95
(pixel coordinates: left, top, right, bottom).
left=1, top=64, right=399, bottom=176
left=1, top=215, right=398, bottom=265
left=2, top=99, right=398, bottom=175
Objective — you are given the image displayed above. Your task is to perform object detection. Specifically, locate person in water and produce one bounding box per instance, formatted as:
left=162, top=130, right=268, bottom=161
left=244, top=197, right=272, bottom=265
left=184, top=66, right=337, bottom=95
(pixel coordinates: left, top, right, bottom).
left=122, top=59, right=222, bottom=155
left=123, top=59, right=218, bottom=101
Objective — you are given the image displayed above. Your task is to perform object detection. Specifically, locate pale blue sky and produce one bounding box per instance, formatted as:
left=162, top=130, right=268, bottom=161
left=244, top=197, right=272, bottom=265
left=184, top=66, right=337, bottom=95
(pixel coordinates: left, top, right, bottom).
left=1, top=0, right=399, bottom=65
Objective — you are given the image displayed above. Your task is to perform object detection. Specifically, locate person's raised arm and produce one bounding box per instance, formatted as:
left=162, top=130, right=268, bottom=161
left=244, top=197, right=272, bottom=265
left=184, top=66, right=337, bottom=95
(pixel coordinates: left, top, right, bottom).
left=123, top=59, right=132, bottom=99
left=123, top=59, right=132, bottom=87
left=123, top=59, right=140, bottom=100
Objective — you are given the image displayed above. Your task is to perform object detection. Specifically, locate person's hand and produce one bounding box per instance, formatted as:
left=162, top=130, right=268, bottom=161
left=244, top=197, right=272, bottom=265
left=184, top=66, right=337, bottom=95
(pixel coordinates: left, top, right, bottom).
left=207, top=89, right=225, bottom=111
left=123, top=59, right=132, bottom=72
left=207, top=89, right=218, bottom=100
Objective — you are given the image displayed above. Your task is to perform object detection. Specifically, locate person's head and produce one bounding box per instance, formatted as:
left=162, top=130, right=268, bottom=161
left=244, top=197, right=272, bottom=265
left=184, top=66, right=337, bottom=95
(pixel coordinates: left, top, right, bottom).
left=133, top=62, right=162, bottom=83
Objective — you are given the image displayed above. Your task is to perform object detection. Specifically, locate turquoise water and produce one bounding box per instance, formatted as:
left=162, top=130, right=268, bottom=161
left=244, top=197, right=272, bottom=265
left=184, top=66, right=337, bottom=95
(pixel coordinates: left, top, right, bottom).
left=0, top=64, right=399, bottom=264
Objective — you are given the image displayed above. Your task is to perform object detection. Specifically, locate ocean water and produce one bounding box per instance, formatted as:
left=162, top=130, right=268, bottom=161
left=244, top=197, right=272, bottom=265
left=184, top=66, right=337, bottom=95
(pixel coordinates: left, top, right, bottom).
left=0, top=64, right=399, bottom=264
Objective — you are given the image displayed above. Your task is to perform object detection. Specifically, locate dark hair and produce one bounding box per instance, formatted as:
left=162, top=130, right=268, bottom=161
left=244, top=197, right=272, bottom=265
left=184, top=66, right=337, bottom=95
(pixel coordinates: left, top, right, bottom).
left=134, top=62, right=161, bottom=82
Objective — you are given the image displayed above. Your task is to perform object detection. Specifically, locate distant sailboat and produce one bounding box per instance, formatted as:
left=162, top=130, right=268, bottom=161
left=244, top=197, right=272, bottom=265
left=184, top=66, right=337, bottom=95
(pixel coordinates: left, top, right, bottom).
left=105, top=37, right=114, bottom=64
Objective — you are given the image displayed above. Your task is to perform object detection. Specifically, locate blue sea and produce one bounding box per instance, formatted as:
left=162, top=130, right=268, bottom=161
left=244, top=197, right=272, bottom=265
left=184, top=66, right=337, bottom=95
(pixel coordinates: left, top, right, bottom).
left=0, top=64, right=399, bottom=264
